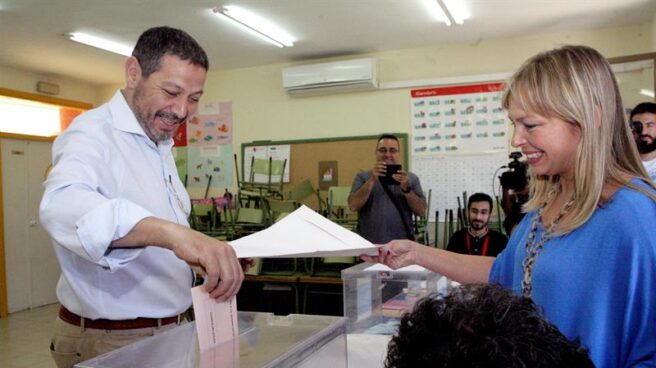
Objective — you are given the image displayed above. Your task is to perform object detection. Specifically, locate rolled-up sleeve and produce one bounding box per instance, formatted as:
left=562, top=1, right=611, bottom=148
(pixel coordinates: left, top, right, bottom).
left=39, top=120, right=152, bottom=271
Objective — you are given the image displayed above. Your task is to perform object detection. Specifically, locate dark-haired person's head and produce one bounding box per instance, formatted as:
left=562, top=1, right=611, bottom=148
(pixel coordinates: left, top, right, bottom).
left=124, top=26, right=208, bottom=143
left=630, top=102, right=656, bottom=155
left=385, top=284, right=594, bottom=368
left=376, top=134, right=401, bottom=164
left=132, top=26, right=209, bottom=78
left=467, top=193, right=493, bottom=231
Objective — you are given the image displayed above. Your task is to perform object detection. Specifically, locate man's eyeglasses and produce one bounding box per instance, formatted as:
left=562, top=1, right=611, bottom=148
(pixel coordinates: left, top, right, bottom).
left=377, top=147, right=399, bottom=154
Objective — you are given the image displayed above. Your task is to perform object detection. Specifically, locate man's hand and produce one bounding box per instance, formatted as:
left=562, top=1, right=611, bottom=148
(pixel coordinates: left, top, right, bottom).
left=372, top=161, right=387, bottom=179
left=393, top=170, right=411, bottom=191
left=169, top=229, right=244, bottom=301
left=360, top=239, right=420, bottom=269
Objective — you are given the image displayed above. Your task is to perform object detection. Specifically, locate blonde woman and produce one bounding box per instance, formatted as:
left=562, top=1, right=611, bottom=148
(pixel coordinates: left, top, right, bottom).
left=363, top=45, right=656, bottom=368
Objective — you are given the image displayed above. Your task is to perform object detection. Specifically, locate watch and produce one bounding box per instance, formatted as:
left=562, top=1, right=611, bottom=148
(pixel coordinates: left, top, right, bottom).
left=401, top=186, right=412, bottom=194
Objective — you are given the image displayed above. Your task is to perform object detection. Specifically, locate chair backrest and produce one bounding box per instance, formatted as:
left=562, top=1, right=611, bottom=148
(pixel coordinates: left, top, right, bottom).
left=327, top=186, right=357, bottom=227
left=287, top=179, right=315, bottom=201
left=236, top=207, right=265, bottom=224
left=265, top=198, right=297, bottom=223
left=328, top=186, right=351, bottom=209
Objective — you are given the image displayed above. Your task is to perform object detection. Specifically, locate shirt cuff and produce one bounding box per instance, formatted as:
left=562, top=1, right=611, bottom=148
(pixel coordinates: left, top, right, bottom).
left=76, top=199, right=153, bottom=270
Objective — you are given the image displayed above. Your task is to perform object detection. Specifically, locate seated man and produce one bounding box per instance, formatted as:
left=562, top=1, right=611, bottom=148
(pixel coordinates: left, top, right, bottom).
left=385, top=284, right=594, bottom=368
left=446, top=193, right=507, bottom=256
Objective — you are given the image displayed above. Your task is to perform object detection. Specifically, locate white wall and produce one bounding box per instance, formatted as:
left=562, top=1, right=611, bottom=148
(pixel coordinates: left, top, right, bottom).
left=0, top=65, right=101, bottom=106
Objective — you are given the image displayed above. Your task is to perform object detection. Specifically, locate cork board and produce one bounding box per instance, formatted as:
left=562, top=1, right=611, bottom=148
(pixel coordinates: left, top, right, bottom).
left=242, top=134, right=408, bottom=209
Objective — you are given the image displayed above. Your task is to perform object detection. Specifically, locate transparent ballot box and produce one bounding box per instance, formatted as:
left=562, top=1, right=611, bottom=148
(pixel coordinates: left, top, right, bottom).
left=341, top=262, right=455, bottom=334
left=75, top=312, right=348, bottom=368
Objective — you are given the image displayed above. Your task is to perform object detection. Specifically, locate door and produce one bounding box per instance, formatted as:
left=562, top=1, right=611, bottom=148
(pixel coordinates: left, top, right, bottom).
left=2, top=138, right=58, bottom=312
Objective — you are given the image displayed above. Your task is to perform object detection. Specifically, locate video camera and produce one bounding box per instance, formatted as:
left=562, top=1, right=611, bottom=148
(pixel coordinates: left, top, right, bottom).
left=500, top=151, right=528, bottom=192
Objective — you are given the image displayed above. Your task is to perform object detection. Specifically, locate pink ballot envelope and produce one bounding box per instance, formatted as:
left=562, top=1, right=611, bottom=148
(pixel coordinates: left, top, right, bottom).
left=191, top=286, right=239, bottom=351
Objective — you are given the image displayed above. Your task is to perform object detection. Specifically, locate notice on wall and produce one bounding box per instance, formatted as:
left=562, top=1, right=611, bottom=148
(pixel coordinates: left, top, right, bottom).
left=171, top=101, right=234, bottom=189
left=410, top=83, right=509, bottom=156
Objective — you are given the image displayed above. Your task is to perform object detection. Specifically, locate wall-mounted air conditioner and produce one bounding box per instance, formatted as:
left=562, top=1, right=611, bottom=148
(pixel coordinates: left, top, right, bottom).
left=282, top=58, right=378, bottom=96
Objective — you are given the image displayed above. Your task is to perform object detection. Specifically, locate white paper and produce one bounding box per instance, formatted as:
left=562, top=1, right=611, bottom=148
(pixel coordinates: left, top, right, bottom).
left=229, top=205, right=379, bottom=258
left=191, top=286, right=238, bottom=351
left=364, top=263, right=427, bottom=272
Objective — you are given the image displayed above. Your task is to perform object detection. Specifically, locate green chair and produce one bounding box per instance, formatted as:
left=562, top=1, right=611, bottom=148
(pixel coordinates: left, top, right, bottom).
left=414, top=188, right=431, bottom=245
left=287, top=178, right=326, bottom=214
left=264, top=197, right=298, bottom=224
left=235, top=154, right=287, bottom=207
left=326, top=186, right=358, bottom=230
left=189, top=202, right=216, bottom=233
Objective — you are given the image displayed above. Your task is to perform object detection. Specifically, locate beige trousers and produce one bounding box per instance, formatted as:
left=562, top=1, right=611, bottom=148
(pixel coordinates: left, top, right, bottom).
left=50, top=316, right=185, bottom=368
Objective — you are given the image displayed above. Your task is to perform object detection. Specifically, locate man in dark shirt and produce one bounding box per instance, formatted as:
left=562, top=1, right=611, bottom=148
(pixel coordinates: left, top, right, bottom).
left=446, top=193, right=507, bottom=256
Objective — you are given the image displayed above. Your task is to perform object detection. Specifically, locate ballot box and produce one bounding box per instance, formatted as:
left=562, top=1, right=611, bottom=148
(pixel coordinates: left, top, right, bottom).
left=76, top=312, right=348, bottom=368
left=341, top=262, right=455, bottom=333
left=340, top=262, right=456, bottom=367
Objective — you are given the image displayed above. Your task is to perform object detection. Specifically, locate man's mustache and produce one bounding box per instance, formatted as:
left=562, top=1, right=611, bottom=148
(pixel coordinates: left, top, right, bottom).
left=156, top=111, right=186, bottom=124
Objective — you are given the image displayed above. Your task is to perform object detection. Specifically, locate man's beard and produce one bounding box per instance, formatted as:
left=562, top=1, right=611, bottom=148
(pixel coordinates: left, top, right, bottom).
left=470, top=221, right=486, bottom=230
left=636, top=135, right=656, bottom=154
left=132, top=88, right=184, bottom=142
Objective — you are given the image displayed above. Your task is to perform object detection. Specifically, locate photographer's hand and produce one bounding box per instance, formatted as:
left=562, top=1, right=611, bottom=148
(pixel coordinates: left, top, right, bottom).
left=393, top=170, right=410, bottom=191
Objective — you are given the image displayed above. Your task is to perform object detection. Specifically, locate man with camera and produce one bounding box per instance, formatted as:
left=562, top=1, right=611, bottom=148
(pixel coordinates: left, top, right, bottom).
left=500, top=152, right=529, bottom=234
left=348, top=134, right=427, bottom=243
left=629, top=102, right=656, bottom=181
left=446, top=193, right=508, bottom=257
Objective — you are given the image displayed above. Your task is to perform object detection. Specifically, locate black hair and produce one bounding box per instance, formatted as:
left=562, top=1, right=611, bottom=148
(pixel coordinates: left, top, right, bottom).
left=468, top=192, right=493, bottom=211
left=132, top=26, right=209, bottom=78
left=378, top=134, right=400, bottom=144
left=630, top=102, right=656, bottom=120
left=385, top=284, right=594, bottom=368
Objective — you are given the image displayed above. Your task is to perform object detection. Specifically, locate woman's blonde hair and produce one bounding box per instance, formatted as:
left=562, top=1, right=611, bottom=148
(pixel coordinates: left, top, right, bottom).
left=503, top=45, right=655, bottom=234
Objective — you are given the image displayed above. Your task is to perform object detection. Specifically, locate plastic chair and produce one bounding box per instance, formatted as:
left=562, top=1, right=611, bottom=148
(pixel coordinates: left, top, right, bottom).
left=235, top=155, right=287, bottom=207
left=264, top=197, right=298, bottom=224
left=414, top=189, right=431, bottom=245
left=189, top=202, right=216, bottom=233
left=326, top=186, right=358, bottom=230
left=287, top=178, right=326, bottom=214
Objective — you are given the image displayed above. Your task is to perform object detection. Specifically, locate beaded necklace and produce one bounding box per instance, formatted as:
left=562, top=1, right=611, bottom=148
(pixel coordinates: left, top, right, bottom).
left=521, top=192, right=575, bottom=297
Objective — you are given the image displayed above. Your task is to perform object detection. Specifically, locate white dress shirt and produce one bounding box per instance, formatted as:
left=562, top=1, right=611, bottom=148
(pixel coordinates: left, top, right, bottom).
left=40, top=90, right=193, bottom=320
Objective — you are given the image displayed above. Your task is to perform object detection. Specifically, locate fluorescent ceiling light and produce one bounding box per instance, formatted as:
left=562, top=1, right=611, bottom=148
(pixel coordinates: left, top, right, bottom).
left=640, top=89, right=655, bottom=98
left=212, top=6, right=294, bottom=48
left=424, top=0, right=467, bottom=26
left=67, top=32, right=133, bottom=56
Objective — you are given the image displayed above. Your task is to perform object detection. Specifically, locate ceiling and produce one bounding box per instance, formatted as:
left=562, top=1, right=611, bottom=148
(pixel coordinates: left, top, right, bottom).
left=1, top=0, right=654, bottom=86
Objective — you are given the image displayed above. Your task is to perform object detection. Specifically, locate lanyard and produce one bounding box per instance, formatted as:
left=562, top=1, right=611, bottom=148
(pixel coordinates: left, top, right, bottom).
left=465, top=232, right=489, bottom=256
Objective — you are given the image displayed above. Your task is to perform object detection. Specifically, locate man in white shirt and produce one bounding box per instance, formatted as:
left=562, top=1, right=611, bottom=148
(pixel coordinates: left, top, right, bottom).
left=630, top=102, right=656, bottom=181
left=40, top=26, right=248, bottom=368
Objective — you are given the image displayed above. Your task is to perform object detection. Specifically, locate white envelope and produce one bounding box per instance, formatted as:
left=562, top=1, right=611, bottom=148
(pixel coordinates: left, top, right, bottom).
left=230, top=205, right=380, bottom=258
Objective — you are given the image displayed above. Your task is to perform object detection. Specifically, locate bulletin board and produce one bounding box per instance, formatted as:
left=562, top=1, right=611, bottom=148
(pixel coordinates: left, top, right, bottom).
left=241, top=134, right=408, bottom=207
left=409, top=83, right=512, bottom=220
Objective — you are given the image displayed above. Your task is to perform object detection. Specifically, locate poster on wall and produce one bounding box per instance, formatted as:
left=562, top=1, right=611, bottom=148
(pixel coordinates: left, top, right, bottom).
left=318, top=161, right=338, bottom=190
left=188, top=102, right=232, bottom=146
left=410, top=83, right=509, bottom=156
left=187, top=145, right=234, bottom=189
left=243, top=145, right=291, bottom=183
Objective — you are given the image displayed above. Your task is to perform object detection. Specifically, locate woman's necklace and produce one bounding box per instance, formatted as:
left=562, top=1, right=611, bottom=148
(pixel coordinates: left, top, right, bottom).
left=521, top=193, right=575, bottom=297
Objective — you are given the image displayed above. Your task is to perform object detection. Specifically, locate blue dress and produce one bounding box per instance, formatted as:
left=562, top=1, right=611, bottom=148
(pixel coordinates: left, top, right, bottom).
left=490, top=181, right=656, bottom=368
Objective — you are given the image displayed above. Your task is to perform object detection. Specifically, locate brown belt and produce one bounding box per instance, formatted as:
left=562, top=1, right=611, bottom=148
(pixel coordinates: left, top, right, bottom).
left=59, top=306, right=185, bottom=330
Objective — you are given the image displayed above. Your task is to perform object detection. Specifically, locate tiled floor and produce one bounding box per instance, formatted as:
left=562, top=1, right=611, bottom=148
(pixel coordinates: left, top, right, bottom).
left=0, top=303, right=59, bottom=368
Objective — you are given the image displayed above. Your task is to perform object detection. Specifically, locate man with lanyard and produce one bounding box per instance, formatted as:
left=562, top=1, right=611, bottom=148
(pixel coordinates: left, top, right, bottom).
left=629, top=102, right=656, bottom=181
left=446, top=193, right=508, bottom=256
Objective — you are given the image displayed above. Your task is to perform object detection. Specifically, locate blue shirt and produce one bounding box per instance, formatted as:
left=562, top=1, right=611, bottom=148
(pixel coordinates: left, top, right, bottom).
left=490, top=181, right=656, bottom=368
left=40, top=90, right=193, bottom=320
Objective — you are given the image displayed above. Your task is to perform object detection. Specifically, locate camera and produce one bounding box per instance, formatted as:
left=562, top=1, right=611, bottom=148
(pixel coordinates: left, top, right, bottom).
left=380, top=164, right=401, bottom=185
left=500, top=152, right=528, bottom=192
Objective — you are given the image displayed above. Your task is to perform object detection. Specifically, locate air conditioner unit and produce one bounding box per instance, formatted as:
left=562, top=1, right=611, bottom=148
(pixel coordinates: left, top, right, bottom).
left=282, top=58, right=378, bottom=96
